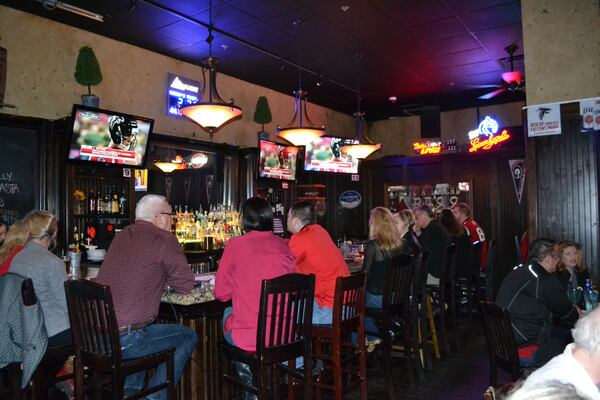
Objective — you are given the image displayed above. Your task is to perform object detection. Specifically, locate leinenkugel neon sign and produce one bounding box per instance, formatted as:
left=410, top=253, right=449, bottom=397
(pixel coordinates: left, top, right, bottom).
left=468, top=116, right=511, bottom=153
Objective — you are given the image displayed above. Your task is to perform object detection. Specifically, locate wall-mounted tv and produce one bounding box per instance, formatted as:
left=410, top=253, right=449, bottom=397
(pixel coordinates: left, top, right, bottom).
left=67, top=104, right=154, bottom=168
left=303, top=136, right=359, bottom=174
left=258, top=139, right=299, bottom=181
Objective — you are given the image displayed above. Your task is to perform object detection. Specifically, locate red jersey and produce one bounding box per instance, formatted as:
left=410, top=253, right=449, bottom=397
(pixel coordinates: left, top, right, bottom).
left=462, top=217, right=488, bottom=270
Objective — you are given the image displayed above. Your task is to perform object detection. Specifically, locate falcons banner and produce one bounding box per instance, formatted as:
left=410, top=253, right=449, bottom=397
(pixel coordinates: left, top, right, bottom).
left=527, top=103, right=562, bottom=137
left=509, top=159, right=526, bottom=204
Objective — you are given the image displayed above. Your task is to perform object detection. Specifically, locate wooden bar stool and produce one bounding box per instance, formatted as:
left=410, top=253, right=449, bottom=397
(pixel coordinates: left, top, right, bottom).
left=312, top=272, right=367, bottom=400
left=365, top=255, right=416, bottom=399
left=219, top=273, right=315, bottom=400
left=64, top=280, right=176, bottom=400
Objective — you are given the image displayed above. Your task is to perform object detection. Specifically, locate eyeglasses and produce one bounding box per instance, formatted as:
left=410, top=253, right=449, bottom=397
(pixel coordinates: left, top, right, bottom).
left=159, top=212, right=173, bottom=217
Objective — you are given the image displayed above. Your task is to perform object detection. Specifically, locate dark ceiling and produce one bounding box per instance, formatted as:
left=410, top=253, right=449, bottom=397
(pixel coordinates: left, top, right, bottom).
left=1, top=0, right=526, bottom=120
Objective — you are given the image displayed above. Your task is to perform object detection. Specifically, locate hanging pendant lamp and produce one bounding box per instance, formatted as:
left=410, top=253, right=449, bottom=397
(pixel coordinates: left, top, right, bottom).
left=180, top=0, right=242, bottom=139
left=340, top=54, right=381, bottom=159
left=277, top=69, right=325, bottom=146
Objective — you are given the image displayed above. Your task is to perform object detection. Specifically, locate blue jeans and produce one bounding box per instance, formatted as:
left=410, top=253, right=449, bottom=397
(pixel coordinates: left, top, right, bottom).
left=313, top=300, right=333, bottom=324
left=365, top=292, right=383, bottom=340
left=120, top=323, right=197, bottom=400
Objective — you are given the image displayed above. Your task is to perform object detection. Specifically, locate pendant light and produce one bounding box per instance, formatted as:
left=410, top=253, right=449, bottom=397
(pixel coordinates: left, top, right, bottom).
left=276, top=69, right=325, bottom=147
left=154, top=162, right=179, bottom=174
left=180, top=0, right=242, bottom=139
left=340, top=54, right=381, bottom=159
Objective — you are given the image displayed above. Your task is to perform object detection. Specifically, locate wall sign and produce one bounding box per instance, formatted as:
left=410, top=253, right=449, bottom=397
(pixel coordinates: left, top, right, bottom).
left=387, top=183, right=469, bottom=213
left=467, top=116, right=511, bottom=152
left=167, top=74, right=200, bottom=118
left=509, top=159, right=525, bottom=204
left=580, top=98, right=600, bottom=132
left=298, top=184, right=327, bottom=218
left=526, top=103, right=562, bottom=137
left=339, top=190, right=362, bottom=209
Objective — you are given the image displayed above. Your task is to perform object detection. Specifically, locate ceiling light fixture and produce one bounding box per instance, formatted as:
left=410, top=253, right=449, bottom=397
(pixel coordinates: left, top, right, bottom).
left=40, top=0, right=104, bottom=22
left=340, top=54, right=382, bottom=160
left=154, top=162, right=179, bottom=173
left=277, top=68, right=325, bottom=147
left=180, top=0, right=242, bottom=139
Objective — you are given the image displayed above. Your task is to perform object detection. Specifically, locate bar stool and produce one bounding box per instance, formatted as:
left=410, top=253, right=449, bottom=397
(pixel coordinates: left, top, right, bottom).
left=365, top=255, right=416, bottom=399
left=427, top=243, right=457, bottom=355
left=64, top=280, right=176, bottom=400
left=219, top=273, right=315, bottom=400
left=312, top=272, right=367, bottom=400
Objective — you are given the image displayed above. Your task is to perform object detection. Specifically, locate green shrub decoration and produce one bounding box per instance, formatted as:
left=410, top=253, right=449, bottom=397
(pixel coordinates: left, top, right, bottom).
left=74, top=46, right=103, bottom=95
left=253, top=96, right=272, bottom=131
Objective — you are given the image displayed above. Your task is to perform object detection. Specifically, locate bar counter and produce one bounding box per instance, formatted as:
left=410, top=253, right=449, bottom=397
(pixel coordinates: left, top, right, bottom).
left=159, top=288, right=228, bottom=400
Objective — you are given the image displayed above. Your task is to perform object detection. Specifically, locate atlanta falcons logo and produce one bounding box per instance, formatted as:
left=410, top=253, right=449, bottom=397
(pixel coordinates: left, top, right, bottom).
left=537, top=107, right=551, bottom=120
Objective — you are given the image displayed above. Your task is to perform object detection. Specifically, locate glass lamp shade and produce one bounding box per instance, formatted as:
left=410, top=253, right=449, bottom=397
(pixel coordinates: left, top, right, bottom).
left=340, top=143, right=382, bottom=159
left=180, top=103, right=243, bottom=134
left=276, top=127, right=325, bottom=147
left=154, top=162, right=179, bottom=173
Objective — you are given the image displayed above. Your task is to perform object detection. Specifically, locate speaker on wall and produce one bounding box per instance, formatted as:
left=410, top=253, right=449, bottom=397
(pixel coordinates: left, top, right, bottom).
left=420, top=105, right=441, bottom=138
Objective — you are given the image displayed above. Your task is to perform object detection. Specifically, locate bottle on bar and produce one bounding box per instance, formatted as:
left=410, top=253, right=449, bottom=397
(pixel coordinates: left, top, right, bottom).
left=88, top=189, right=96, bottom=214
left=73, top=226, right=80, bottom=251
left=119, top=188, right=127, bottom=215
left=96, top=190, right=103, bottom=214
left=111, top=185, right=119, bottom=214
left=103, top=190, right=111, bottom=214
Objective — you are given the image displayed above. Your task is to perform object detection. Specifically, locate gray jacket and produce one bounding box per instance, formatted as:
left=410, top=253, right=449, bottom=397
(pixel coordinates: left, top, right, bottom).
left=0, top=273, right=48, bottom=388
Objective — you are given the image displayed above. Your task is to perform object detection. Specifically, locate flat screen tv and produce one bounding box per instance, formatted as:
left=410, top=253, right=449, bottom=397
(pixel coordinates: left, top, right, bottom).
left=303, top=136, right=359, bottom=174
left=258, top=139, right=299, bottom=181
left=67, top=104, right=154, bottom=167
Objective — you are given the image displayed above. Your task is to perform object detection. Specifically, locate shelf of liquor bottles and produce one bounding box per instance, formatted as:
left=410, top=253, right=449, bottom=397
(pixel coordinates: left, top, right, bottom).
left=66, top=165, right=135, bottom=250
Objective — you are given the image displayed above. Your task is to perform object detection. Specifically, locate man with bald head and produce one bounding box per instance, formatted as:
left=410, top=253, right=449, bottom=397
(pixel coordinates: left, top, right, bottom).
left=97, top=194, right=196, bottom=399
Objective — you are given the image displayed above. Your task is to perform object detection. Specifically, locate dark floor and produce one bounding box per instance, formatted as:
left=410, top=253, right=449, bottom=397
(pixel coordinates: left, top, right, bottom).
left=343, top=316, right=512, bottom=400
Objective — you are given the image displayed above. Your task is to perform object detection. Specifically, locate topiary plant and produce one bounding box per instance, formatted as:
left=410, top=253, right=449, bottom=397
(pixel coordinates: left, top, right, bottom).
left=253, top=96, right=272, bottom=132
left=74, top=46, right=103, bottom=96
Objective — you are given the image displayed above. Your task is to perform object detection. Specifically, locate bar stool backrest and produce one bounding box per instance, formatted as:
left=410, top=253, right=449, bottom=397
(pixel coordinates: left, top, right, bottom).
left=64, top=280, right=121, bottom=367
left=485, top=240, right=496, bottom=301
left=469, top=242, right=483, bottom=278
left=332, top=272, right=367, bottom=332
left=440, top=243, right=457, bottom=284
left=256, top=273, right=315, bottom=364
left=382, top=254, right=414, bottom=314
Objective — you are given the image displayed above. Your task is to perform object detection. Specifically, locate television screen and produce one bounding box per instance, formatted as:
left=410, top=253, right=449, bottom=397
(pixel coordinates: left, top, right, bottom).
left=258, top=139, right=299, bottom=181
left=67, top=105, right=154, bottom=167
left=303, top=136, right=359, bottom=174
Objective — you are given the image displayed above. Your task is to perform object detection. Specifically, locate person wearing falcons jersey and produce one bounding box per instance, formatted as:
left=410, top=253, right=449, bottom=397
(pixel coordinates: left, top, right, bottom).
left=451, top=202, right=488, bottom=270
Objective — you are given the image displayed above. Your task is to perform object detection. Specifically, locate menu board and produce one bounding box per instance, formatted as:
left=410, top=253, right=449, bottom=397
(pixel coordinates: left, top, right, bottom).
left=0, top=127, right=39, bottom=224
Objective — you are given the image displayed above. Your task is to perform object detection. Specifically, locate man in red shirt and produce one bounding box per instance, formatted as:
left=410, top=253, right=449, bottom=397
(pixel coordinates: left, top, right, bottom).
left=452, top=202, right=488, bottom=270
left=287, top=201, right=349, bottom=324
left=97, top=194, right=196, bottom=399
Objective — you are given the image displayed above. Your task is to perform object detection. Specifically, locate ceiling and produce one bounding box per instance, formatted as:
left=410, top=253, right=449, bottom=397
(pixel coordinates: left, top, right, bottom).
left=1, top=0, right=526, bottom=120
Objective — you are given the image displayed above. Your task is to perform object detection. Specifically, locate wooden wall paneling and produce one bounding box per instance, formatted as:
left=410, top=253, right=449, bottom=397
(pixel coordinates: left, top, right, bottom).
left=534, top=117, right=598, bottom=281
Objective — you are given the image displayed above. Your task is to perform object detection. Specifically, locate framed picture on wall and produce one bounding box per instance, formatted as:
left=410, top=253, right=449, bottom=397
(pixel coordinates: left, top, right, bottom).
left=384, top=181, right=473, bottom=215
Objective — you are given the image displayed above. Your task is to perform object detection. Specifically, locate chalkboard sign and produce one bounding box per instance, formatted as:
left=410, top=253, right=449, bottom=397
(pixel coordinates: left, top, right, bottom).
left=0, top=127, right=39, bottom=224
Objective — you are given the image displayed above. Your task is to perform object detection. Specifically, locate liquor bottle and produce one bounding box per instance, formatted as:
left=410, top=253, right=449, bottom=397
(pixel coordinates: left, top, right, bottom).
left=73, top=226, right=80, bottom=251
left=583, top=279, right=594, bottom=312
left=88, top=189, right=96, bottom=214
left=103, top=190, right=111, bottom=214
left=119, top=188, right=127, bottom=215
left=111, top=186, right=119, bottom=214
left=96, top=190, right=103, bottom=214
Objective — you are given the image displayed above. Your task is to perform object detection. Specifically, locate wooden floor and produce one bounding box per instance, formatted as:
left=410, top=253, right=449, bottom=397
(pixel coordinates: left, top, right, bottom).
left=342, top=316, right=512, bottom=400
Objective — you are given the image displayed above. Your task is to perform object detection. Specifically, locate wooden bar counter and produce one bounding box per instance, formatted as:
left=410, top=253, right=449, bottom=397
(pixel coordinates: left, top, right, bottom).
left=159, top=288, right=228, bottom=400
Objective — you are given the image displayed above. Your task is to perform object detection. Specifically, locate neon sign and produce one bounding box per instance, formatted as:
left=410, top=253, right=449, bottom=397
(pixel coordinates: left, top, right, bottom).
left=467, top=116, right=511, bottom=152
left=413, top=141, right=441, bottom=155
left=469, top=130, right=511, bottom=152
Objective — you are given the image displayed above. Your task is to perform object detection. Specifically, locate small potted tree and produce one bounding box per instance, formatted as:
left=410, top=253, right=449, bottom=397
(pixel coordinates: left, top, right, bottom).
left=74, top=46, right=103, bottom=108
left=253, top=96, right=272, bottom=140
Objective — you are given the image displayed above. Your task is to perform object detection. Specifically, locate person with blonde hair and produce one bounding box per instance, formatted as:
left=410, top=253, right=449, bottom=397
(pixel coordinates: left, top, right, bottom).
left=0, top=220, right=30, bottom=275
left=6, top=210, right=71, bottom=347
left=362, top=207, right=404, bottom=340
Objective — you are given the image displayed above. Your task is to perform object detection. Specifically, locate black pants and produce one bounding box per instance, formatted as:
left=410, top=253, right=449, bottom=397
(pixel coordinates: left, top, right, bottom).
left=48, top=329, right=72, bottom=347
left=534, top=325, right=571, bottom=365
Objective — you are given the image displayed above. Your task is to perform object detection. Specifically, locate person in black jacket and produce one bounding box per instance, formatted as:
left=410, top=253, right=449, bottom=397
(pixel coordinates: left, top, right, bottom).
left=413, top=205, right=451, bottom=285
left=496, top=238, right=580, bottom=365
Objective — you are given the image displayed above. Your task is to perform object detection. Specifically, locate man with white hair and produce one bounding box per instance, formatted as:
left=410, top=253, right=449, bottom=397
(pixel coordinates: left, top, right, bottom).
left=97, top=194, right=196, bottom=400
left=521, top=306, right=600, bottom=399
